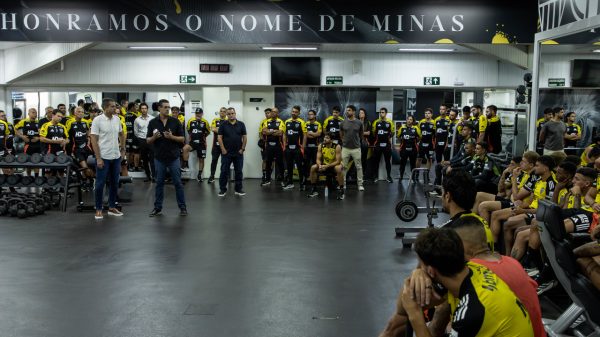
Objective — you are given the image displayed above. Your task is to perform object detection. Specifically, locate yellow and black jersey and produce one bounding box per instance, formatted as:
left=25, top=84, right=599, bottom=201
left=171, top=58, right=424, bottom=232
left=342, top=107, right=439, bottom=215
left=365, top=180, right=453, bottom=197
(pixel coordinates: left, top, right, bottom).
left=443, top=211, right=495, bottom=252
left=0, top=120, right=9, bottom=151
left=39, top=122, right=68, bottom=154
left=305, top=121, right=322, bottom=148
left=14, top=118, right=39, bottom=140
left=434, top=115, right=451, bottom=146
left=187, top=117, right=211, bottom=145
left=263, top=118, right=285, bottom=146
left=595, top=176, right=600, bottom=206
left=177, top=114, right=185, bottom=125
left=529, top=173, right=557, bottom=209
left=210, top=118, right=227, bottom=146
left=457, top=116, right=477, bottom=138
left=565, top=123, right=581, bottom=149
left=418, top=118, right=435, bottom=144
left=66, top=119, right=90, bottom=150
left=447, top=263, right=534, bottom=337
left=284, top=118, right=307, bottom=149
left=320, top=143, right=338, bottom=165
left=258, top=118, right=268, bottom=138
left=536, top=117, right=547, bottom=140
left=582, top=144, right=598, bottom=167
left=5, top=122, right=14, bottom=149
left=397, top=124, right=421, bottom=151
left=371, top=118, right=395, bottom=147
left=323, top=115, right=344, bottom=142
left=558, top=188, right=594, bottom=211
left=124, top=112, right=137, bottom=139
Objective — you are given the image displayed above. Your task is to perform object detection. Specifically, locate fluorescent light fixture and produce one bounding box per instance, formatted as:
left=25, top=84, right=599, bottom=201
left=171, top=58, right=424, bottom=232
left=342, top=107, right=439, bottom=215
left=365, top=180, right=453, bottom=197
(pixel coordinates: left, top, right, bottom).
left=261, top=46, right=318, bottom=50
left=593, top=49, right=600, bottom=53
left=398, top=48, right=456, bottom=52
left=128, top=46, right=187, bottom=50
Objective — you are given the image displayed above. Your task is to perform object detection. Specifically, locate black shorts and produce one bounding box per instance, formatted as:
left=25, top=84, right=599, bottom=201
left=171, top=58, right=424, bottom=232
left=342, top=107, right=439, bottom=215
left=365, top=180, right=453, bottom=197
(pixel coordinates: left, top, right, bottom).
left=73, top=147, right=93, bottom=163
left=494, top=196, right=514, bottom=209
left=319, top=166, right=337, bottom=176
left=418, top=142, right=434, bottom=159
left=525, top=213, right=535, bottom=225
left=125, top=136, right=137, bottom=152
left=24, top=142, right=41, bottom=155
left=562, top=209, right=594, bottom=233
left=190, top=142, right=207, bottom=159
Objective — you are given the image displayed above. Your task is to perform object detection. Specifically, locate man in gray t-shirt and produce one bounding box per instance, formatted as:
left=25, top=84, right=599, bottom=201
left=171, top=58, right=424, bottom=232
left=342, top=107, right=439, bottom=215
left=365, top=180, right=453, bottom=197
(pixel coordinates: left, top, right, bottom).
left=540, top=110, right=566, bottom=155
left=340, top=105, right=365, bottom=191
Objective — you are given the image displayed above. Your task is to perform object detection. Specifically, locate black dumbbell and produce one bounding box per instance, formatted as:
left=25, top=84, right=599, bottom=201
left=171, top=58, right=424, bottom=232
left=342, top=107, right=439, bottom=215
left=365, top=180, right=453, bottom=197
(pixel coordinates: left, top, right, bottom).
left=0, top=174, right=6, bottom=184
left=24, top=201, right=36, bottom=217
left=0, top=199, right=8, bottom=215
left=7, top=199, right=21, bottom=217
left=16, top=153, right=29, bottom=164
left=30, top=153, right=43, bottom=164
left=43, top=153, right=56, bottom=164
left=6, top=174, right=21, bottom=185
left=47, top=176, right=59, bottom=186
left=4, top=154, right=15, bottom=163
left=34, top=176, right=46, bottom=186
left=21, top=176, right=34, bottom=186
left=56, top=153, right=71, bottom=164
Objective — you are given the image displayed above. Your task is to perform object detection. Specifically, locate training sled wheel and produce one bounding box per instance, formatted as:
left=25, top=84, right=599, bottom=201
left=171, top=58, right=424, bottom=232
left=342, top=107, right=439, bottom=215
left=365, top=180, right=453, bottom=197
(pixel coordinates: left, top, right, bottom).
left=395, top=201, right=418, bottom=222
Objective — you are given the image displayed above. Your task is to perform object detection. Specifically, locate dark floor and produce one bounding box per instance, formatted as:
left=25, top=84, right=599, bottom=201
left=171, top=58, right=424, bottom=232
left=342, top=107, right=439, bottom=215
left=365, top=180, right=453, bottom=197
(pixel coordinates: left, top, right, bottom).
left=0, top=178, right=431, bottom=337
left=0, top=176, right=572, bottom=337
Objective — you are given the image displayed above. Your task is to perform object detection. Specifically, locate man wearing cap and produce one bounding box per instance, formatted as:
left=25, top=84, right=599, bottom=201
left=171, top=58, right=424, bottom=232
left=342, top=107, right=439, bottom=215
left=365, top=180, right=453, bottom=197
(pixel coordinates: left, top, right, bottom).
left=182, top=108, right=211, bottom=181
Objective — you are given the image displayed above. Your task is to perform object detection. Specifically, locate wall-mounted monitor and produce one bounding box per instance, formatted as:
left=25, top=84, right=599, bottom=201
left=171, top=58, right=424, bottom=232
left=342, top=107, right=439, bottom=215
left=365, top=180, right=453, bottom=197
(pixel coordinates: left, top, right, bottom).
left=572, top=59, right=600, bottom=87
left=271, top=57, right=321, bottom=85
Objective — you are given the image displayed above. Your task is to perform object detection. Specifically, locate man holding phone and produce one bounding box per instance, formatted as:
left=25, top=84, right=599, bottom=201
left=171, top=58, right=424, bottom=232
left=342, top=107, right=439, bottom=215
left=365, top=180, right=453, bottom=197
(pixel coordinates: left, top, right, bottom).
left=147, top=99, right=187, bottom=217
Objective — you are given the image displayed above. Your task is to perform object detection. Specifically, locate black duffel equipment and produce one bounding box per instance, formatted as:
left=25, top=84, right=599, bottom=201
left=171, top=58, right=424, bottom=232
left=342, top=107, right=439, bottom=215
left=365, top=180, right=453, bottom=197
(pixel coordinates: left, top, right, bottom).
left=30, top=153, right=43, bottom=164
left=43, top=153, right=56, bottom=164
left=16, top=153, right=29, bottom=163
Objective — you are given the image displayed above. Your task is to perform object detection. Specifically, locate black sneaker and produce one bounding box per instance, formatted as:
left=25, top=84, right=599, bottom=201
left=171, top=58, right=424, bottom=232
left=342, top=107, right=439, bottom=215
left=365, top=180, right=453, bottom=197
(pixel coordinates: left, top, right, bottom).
left=261, top=180, right=272, bottom=186
left=336, top=189, right=345, bottom=200
left=207, top=177, right=215, bottom=184
left=149, top=208, right=162, bottom=217
left=179, top=208, right=188, bottom=216
left=300, top=184, right=306, bottom=191
left=218, top=190, right=227, bottom=197
left=386, top=176, right=393, bottom=183
left=197, top=173, right=203, bottom=182
left=235, top=190, right=246, bottom=196
left=307, top=189, right=319, bottom=198
left=282, top=184, right=295, bottom=190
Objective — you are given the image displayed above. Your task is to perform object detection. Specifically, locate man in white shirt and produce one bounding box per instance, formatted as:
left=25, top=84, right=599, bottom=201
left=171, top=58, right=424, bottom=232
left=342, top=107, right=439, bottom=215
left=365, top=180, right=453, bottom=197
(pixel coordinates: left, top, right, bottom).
left=90, top=98, right=126, bottom=220
left=134, top=102, right=155, bottom=182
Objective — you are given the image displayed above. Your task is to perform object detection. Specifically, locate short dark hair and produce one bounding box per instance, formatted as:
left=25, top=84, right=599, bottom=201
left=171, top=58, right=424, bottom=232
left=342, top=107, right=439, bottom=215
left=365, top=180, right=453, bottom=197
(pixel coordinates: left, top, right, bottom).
left=127, top=102, right=136, bottom=111
left=140, top=103, right=148, bottom=109
left=487, top=105, right=497, bottom=113
left=424, top=108, right=433, bottom=114
left=158, top=99, right=169, bottom=108
left=512, top=156, right=522, bottom=164
left=476, top=141, right=488, bottom=151
left=537, top=155, right=556, bottom=171
left=120, top=99, right=128, bottom=105
left=559, top=161, right=577, bottom=177
left=442, top=169, right=476, bottom=211
left=553, top=106, right=563, bottom=114
left=415, top=228, right=466, bottom=277
left=77, top=99, right=84, bottom=106
left=264, top=108, right=272, bottom=113
left=57, top=103, right=66, bottom=108
left=577, top=167, right=598, bottom=181
left=449, top=216, right=488, bottom=249
left=292, top=105, right=301, bottom=111
left=462, top=122, right=473, bottom=131
left=346, top=105, right=356, bottom=112
left=462, top=106, right=471, bottom=113
left=563, top=155, right=582, bottom=166
left=52, top=109, right=62, bottom=115
left=380, top=107, right=388, bottom=113
left=308, top=109, right=316, bottom=115
left=332, top=106, right=341, bottom=113
left=473, top=104, right=483, bottom=110
left=101, top=98, right=115, bottom=109
left=566, top=111, right=576, bottom=119
left=522, top=151, right=540, bottom=165
left=544, top=107, right=554, bottom=116
left=359, top=108, right=366, bottom=112
left=589, top=146, right=600, bottom=159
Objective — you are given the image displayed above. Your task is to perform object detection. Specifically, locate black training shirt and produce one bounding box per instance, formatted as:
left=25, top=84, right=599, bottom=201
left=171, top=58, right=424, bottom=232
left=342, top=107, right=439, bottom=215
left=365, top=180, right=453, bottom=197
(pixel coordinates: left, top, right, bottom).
left=147, top=116, right=184, bottom=163
left=218, top=120, right=247, bottom=153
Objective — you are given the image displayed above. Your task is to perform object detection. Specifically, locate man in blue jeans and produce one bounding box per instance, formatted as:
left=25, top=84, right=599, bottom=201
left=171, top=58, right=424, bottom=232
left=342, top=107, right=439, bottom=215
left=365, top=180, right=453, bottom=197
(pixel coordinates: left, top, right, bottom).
left=218, top=107, right=247, bottom=197
left=90, top=98, right=126, bottom=220
left=146, top=99, right=187, bottom=216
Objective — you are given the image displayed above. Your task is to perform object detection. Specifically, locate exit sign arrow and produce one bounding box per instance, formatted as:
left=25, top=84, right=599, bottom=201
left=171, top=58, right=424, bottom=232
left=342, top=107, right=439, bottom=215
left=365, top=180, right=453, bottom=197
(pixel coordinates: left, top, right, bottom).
left=424, top=77, right=440, bottom=86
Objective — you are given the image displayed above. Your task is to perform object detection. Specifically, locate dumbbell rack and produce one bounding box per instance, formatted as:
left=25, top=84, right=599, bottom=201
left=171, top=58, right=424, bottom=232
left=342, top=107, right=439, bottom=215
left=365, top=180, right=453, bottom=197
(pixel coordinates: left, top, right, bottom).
left=0, top=162, right=77, bottom=212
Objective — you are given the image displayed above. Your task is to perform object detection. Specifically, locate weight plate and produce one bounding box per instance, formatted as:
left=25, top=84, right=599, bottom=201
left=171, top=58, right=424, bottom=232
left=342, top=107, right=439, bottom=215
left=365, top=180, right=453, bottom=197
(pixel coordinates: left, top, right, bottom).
left=30, top=153, right=43, bottom=164
left=0, top=174, right=6, bottom=184
left=395, top=201, right=419, bottom=222
left=16, top=153, right=29, bottom=163
left=47, top=176, right=59, bottom=186
left=56, top=153, right=70, bottom=164
left=21, top=176, right=34, bottom=186
left=34, top=176, right=46, bottom=186
left=43, top=153, right=56, bottom=164
left=6, top=175, right=21, bottom=185
left=4, top=154, right=15, bottom=163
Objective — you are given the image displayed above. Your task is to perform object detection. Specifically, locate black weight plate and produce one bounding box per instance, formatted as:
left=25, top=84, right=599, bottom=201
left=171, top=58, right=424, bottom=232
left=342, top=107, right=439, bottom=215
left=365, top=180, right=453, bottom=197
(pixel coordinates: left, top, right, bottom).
left=56, top=153, right=70, bottom=164
left=0, top=174, right=6, bottom=184
left=46, top=176, right=59, bottom=186
left=16, top=153, right=29, bottom=163
left=30, top=153, right=43, bottom=164
left=4, top=154, right=15, bottom=163
left=34, top=176, right=46, bottom=186
left=6, top=175, right=21, bottom=185
left=21, top=176, right=34, bottom=186
left=43, top=153, right=56, bottom=164
left=395, top=201, right=419, bottom=222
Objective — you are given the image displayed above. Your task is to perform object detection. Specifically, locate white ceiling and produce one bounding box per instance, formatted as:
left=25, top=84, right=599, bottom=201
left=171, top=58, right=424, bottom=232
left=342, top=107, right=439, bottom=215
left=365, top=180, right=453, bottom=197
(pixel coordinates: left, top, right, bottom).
left=0, top=42, right=34, bottom=50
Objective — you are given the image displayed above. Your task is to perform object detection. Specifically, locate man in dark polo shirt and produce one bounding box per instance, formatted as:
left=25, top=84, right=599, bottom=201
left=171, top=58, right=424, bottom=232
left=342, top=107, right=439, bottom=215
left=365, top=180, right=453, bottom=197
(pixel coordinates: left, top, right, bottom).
left=217, top=107, right=247, bottom=197
left=146, top=99, right=187, bottom=217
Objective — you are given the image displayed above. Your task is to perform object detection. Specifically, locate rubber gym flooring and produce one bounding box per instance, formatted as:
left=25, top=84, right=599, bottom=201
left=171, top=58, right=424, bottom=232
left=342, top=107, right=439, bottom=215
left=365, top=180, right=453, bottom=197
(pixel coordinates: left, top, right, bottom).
left=0, top=177, right=434, bottom=337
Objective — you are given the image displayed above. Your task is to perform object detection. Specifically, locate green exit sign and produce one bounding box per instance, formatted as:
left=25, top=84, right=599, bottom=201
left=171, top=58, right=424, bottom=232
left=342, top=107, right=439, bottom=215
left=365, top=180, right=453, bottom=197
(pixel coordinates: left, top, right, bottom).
left=179, top=75, right=197, bottom=84
left=424, top=77, right=440, bottom=86
left=326, top=76, right=343, bottom=85
left=548, top=78, right=565, bottom=87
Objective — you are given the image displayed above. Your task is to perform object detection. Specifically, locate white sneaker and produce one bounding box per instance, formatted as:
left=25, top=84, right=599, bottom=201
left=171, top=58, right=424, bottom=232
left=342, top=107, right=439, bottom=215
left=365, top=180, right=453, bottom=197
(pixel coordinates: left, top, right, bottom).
left=358, top=186, right=365, bottom=191
left=108, top=209, right=123, bottom=216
